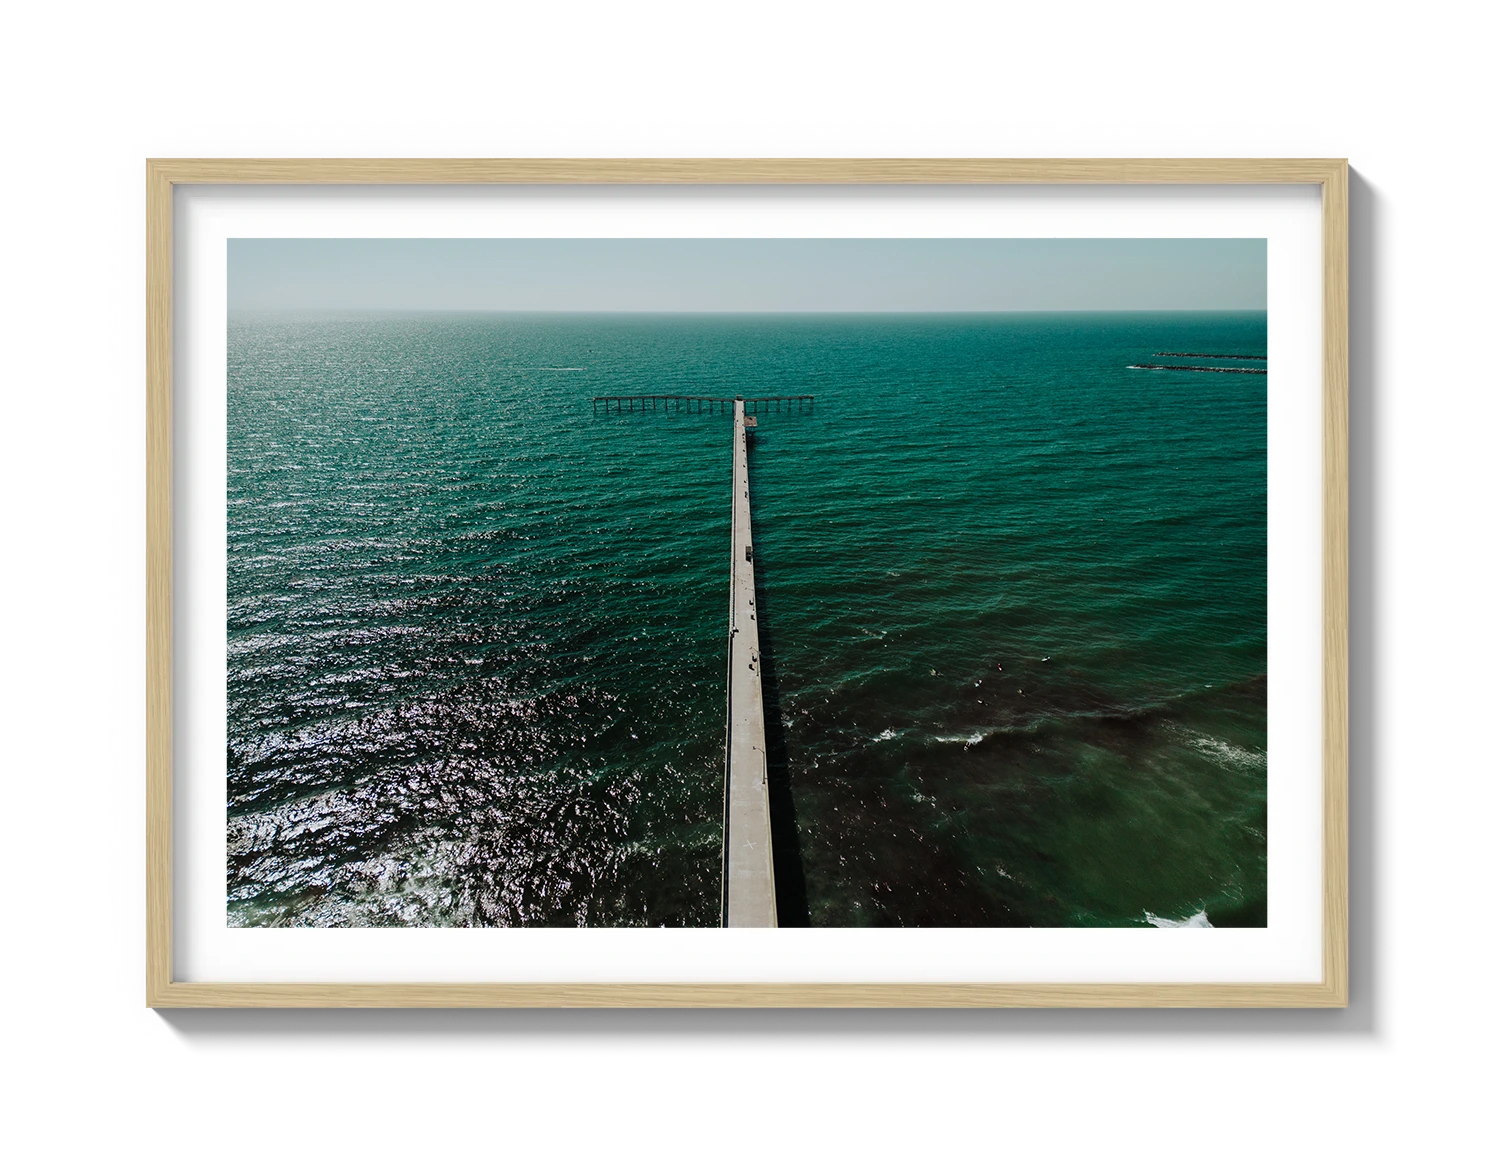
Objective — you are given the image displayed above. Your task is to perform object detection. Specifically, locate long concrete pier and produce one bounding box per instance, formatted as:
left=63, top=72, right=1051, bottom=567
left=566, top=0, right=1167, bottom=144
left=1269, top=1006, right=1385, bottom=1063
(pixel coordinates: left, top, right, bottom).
left=721, top=400, right=777, bottom=927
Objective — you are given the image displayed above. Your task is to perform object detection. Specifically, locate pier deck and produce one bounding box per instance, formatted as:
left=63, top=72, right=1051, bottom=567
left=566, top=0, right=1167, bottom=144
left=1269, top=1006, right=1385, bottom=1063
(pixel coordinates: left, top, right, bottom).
left=722, top=400, right=777, bottom=927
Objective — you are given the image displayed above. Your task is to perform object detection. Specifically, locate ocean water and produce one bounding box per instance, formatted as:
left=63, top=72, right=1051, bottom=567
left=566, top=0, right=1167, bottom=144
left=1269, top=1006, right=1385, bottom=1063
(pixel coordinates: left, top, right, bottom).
left=226, top=312, right=1267, bottom=928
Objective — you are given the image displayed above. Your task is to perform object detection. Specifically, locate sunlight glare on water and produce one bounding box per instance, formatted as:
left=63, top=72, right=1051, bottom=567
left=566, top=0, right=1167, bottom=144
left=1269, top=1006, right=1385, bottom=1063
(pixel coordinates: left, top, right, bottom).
left=227, top=312, right=1267, bottom=928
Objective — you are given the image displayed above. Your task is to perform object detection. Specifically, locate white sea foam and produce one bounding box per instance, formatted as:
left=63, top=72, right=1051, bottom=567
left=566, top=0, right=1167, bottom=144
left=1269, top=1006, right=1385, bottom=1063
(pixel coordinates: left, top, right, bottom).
left=1144, top=909, right=1214, bottom=929
left=1187, top=734, right=1267, bottom=771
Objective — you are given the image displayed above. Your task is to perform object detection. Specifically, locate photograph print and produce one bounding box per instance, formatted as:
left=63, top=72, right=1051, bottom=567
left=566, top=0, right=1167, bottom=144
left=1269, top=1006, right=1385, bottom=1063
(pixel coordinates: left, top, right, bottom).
left=226, top=237, right=1268, bottom=929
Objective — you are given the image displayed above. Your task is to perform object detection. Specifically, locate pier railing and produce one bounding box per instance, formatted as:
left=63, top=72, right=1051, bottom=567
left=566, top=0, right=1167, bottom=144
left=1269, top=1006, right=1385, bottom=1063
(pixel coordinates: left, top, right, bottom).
left=593, top=395, right=813, bottom=414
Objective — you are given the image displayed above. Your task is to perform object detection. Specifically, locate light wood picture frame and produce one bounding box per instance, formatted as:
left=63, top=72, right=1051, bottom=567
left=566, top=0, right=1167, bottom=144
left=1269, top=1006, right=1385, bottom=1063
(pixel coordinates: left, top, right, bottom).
left=147, top=158, right=1348, bottom=1008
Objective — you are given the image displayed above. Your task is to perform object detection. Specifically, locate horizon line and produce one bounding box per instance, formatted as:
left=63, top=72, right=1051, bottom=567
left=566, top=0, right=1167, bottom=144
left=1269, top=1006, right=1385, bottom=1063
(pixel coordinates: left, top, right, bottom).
left=228, top=306, right=1269, bottom=316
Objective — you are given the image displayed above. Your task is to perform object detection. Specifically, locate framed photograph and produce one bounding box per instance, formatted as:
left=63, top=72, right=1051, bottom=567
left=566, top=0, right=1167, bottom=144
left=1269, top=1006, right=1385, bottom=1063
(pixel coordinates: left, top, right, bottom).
left=148, top=159, right=1347, bottom=1007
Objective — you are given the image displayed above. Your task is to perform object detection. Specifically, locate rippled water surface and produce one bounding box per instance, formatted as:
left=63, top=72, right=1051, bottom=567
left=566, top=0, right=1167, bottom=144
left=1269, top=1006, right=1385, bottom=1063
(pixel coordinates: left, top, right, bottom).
left=227, top=312, right=1267, bottom=927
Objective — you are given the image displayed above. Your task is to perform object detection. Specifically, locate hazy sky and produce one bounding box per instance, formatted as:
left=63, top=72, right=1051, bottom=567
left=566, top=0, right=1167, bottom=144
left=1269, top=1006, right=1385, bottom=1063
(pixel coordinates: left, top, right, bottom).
left=228, top=238, right=1266, bottom=313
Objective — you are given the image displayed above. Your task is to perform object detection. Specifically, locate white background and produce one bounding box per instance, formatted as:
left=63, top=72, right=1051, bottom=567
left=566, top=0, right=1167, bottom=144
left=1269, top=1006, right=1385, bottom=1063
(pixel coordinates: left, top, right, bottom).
left=0, top=1, right=1494, bottom=1166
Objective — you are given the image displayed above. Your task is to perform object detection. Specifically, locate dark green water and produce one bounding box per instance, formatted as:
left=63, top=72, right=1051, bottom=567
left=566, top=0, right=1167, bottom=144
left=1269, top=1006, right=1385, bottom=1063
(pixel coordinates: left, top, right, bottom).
left=227, top=312, right=1266, bottom=927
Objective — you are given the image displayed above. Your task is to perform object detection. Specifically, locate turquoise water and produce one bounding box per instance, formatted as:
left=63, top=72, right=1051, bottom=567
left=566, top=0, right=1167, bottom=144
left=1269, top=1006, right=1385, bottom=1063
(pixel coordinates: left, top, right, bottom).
left=226, top=312, right=1267, bottom=927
